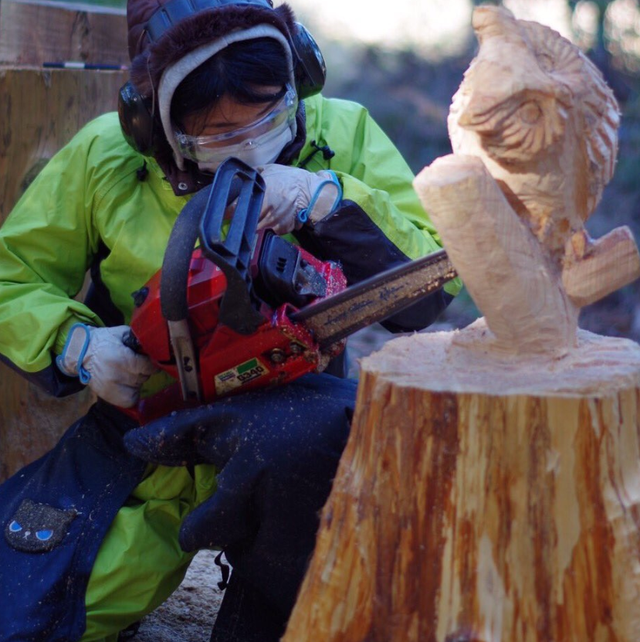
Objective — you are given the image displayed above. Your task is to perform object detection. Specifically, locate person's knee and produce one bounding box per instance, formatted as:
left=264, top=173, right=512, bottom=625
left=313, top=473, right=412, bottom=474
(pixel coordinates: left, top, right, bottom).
left=258, top=402, right=352, bottom=490
left=266, top=374, right=356, bottom=469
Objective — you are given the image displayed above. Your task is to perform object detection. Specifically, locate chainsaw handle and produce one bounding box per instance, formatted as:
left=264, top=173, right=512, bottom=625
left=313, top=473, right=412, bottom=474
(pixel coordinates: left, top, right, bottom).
left=160, top=183, right=216, bottom=323
left=161, top=158, right=257, bottom=323
left=160, top=158, right=265, bottom=332
left=198, top=158, right=266, bottom=335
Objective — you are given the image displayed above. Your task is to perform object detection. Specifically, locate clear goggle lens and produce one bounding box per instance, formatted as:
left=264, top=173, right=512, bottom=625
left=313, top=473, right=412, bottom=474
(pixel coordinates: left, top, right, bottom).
left=175, top=85, right=298, bottom=164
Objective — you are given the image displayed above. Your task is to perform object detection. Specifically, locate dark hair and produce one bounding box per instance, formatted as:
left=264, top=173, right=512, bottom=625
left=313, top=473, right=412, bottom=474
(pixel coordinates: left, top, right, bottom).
left=171, top=37, right=290, bottom=133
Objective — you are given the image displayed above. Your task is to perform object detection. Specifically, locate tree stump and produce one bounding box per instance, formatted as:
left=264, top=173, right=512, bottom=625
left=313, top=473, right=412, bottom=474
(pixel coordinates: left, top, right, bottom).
left=284, top=7, right=640, bottom=641
left=284, top=323, right=640, bottom=641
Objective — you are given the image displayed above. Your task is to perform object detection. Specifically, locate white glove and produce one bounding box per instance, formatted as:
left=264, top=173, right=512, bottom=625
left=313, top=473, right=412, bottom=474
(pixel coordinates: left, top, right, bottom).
left=257, top=164, right=342, bottom=235
left=56, top=324, right=158, bottom=408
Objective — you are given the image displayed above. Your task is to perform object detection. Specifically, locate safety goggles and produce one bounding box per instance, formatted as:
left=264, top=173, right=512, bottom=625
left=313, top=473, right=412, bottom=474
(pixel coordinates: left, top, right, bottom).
left=175, top=85, right=298, bottom=164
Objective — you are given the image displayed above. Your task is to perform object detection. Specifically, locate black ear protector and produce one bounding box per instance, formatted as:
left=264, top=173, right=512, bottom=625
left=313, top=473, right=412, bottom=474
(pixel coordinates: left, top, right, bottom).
left=290, top=21, right=326, bottom=100
left=118, top=0, right=326, bottom=156
left=118, top=80, right=156, bottom=157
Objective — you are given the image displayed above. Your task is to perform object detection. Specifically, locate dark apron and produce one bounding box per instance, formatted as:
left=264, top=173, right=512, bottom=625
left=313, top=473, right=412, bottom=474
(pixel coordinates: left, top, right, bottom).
left=123, top=373, right=357, bottom=642
left=0, top=401, right=146, bottom=642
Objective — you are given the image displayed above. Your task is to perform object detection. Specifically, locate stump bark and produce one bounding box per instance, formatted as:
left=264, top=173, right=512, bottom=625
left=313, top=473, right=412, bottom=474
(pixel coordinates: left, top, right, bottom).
left=284, top=322, right=640, bottom=641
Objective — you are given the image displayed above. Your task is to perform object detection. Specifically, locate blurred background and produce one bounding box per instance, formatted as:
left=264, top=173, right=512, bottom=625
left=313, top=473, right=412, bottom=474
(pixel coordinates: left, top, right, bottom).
left=286, top=0, right=640, bottom=367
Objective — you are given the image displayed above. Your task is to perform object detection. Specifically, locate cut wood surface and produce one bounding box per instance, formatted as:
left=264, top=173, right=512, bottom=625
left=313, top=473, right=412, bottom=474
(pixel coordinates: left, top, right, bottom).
left=562, top=226, right=640, bottom=308
left=284, top=323, right=640, bottom=642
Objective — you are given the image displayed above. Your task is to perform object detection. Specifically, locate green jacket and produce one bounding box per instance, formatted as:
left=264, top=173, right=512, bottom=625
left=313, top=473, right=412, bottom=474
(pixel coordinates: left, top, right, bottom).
left=0, top=94, right=460, bottom=394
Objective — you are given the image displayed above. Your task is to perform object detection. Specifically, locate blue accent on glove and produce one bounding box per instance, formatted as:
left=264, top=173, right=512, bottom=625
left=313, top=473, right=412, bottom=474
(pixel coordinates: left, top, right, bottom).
left=297, top=170, right=342, bottom=225
left=55, top=323, right=92, bottom=384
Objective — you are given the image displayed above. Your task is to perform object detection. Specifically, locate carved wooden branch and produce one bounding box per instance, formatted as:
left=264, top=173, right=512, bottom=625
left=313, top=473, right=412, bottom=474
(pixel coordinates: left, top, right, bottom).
left=563, top=227, right=640, bottom=307
left=414, top=154, right=578, bottom=355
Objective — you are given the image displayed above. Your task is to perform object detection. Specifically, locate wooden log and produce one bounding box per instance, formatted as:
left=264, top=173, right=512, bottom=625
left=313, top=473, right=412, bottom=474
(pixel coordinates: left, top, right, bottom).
left=0, top=68, right=126, bottom=480
left=0, top=370, right=95, bottom=481
left=0, top=67, right=128, bottom=219
left=284, top=322, right=640, bottom=641
left=0, top=0, right=127, bottom=67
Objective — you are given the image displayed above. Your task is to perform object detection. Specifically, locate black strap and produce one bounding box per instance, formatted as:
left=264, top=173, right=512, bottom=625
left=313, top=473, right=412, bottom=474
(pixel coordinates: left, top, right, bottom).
left=117, top=621, right=141, bottom=640
left=298, top=139, right=335, bottom=169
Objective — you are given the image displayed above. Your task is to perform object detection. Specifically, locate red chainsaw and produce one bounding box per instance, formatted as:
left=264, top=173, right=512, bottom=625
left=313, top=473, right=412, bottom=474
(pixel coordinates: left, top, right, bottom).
left=125, top=158, right=457, bottom=424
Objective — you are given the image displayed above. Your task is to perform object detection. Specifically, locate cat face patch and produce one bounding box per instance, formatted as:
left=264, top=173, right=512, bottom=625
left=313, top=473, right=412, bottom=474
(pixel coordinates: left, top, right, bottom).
left=5, top=499, right=77, bottom=553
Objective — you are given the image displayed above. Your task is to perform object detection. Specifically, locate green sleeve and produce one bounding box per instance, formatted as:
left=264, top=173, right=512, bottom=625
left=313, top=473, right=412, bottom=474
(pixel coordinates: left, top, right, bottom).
left=0, top=128, right=104, bottom=374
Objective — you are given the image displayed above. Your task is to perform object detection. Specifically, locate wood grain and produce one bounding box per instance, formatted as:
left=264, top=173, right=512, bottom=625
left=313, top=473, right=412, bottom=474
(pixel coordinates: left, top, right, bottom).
left=284, top=329, right=640, bottom=642
left=0, top=0, right=127, bottom=67
left=0, top=67, right=127, bottom=219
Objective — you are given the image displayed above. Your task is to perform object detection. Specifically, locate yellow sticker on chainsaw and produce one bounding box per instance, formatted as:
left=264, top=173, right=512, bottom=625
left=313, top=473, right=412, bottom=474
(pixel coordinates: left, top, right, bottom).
left=214, top=358, right=270, bottom=396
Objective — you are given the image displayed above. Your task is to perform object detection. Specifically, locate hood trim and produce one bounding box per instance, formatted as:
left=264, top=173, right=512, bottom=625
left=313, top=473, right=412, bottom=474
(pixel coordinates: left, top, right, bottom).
left=129, top=4, right=296, bottom=97
left=158, top=24, right=296, bottom=171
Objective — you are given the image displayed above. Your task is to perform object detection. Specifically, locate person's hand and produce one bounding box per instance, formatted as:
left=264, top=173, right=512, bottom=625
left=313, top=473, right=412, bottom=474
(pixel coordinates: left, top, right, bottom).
left=56, top=324, right=158, bottom=407
left=257, top=164, right=342, bottom=235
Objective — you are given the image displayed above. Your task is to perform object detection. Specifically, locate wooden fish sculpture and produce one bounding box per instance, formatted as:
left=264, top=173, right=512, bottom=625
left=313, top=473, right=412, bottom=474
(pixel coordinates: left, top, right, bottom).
left=415, top=6, right=640, bottom=356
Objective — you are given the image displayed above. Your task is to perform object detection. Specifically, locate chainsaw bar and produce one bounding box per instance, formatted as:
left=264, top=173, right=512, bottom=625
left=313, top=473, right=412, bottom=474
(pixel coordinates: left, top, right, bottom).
left=290, top=249, right=457, bottom=349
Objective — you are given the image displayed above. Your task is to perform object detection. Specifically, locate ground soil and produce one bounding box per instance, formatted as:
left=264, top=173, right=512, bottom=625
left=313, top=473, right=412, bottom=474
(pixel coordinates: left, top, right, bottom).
left=136, top=551, right=222, bottom=640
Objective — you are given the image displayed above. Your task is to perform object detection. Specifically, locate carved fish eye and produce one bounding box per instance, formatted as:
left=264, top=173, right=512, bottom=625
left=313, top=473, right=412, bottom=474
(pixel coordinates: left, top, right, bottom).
left=519, top=101, right=542, bottom=125
left=457, top=89, right=566, bottom=164
left=8, top=521, right=22, bottom=533
left=535, top=52, right=555, bottom=73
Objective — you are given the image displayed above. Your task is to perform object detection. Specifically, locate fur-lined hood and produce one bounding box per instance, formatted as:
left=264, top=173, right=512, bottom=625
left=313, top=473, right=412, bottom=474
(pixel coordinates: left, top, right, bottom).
left=127, top=0, right=297, bottom=97
left=124, top=0, right=305, bottom=195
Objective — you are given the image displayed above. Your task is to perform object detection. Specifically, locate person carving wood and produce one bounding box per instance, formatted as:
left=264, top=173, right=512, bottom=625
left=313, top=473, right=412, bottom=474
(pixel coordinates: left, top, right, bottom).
left=0, top=0, right=460, bottom=640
